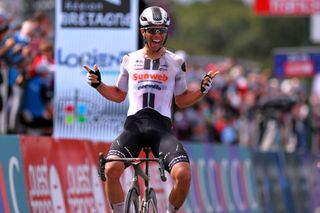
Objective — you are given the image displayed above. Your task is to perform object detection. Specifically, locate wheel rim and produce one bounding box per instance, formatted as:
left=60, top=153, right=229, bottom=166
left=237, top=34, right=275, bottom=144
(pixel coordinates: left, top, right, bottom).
left=147, top=199, right=157, bottom=213
left=125, top=188, right=139, bottom=213
left=128, top=202, right=138, bottom=212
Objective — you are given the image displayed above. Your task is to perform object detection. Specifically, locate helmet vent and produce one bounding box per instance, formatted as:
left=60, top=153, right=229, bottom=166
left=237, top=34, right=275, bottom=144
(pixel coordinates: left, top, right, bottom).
left=151, top=7, right=162, bottom=21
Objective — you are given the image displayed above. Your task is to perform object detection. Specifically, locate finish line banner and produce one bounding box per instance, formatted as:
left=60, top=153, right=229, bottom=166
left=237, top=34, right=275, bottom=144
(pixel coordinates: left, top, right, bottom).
left=54, top=0, right=139, bottom=141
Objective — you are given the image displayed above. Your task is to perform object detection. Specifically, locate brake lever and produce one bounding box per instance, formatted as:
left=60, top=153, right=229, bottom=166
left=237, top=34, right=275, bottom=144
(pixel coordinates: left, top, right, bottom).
left=98, top=152, right=107, bottom=182
left=158, top=152, right=167, bottom=182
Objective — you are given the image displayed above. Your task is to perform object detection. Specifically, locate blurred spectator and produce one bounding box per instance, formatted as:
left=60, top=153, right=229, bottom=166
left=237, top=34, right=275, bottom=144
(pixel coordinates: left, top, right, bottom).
left=310, top=73, right=320, bottom=153
left=0, top=11, right=16, bottom=133
left=0, top=12, right=15, bottom=57
left=32, top=11, right=53, bottom=41
left=20, top=40, right=54, bottom=135
left=3, top=18, right=36, bottom=133
left=28, top=11, right=54, bottom=59
left=0, top=10, right=54, bottom=135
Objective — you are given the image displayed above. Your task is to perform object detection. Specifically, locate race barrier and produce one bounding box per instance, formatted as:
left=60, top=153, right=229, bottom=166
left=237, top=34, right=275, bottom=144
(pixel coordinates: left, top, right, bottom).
left=253, top=151, right=320, bottom=213
left=0, top=136, right=170, bottom=213
left=0, top=135, right=319, bottom=213
left=181, top=144, right=260, bottom=213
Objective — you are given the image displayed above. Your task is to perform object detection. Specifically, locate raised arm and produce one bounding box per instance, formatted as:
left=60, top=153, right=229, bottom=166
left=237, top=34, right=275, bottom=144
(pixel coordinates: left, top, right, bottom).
left=84, top=64, right=127, bottom=103
left=175, top=70, right=218, bottom=109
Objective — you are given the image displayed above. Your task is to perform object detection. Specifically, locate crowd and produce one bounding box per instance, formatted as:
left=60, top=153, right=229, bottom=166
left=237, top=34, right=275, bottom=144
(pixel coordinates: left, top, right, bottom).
left=1, top=10, right=319, bottom=154
left=0, top=10, right=54, bottom=135
left=172, top=56, right=320, bottom=154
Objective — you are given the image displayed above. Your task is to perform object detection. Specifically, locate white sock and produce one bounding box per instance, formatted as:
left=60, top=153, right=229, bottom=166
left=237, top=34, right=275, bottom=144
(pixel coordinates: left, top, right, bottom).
left=112, top=202, right=124, bottom=213
left=167, top=203, right=179, bottom=213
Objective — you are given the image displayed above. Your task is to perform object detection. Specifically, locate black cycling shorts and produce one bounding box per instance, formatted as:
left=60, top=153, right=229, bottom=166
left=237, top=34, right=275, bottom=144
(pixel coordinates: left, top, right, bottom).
left=107, top=108, right=189, bottom=172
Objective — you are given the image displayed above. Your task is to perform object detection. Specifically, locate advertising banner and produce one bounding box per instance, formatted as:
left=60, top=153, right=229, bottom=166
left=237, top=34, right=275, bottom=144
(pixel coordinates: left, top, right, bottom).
left=20, top=136, right=111, bottom=212
left=19, top=136, right=172, bottom=212
left=273, top=49, right=320, bottom=77
left=18, top=136, right=262, bottom=213
left=182, top=143, right=261, bottom=213
left=301, top=154, right=320, bottom=213
left=252, top=152, right=312, bottom=213
left=0, top=135, right=30, bottom=213
left=4, top=135, right=320, bottom=213
left=254, top=0, right=320, bottom=16
left=54, top=0, right=139, bottom=141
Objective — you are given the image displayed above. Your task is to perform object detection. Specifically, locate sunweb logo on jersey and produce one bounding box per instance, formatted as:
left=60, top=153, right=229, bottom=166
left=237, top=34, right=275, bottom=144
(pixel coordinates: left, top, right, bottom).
left=61, top=0, right=131, bottom=28
left=133, top=73, right=168, bottom=82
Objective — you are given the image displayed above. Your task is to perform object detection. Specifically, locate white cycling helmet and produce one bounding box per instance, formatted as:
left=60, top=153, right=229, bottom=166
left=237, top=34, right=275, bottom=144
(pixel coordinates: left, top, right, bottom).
left=139, top=6, right=170, bottom=27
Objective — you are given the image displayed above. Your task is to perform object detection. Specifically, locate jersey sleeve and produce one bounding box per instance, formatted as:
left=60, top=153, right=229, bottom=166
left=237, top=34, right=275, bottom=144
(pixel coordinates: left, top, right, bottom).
left=174, top=60, right=188, bottom=96
left=116, top=55, right=129, bottom=92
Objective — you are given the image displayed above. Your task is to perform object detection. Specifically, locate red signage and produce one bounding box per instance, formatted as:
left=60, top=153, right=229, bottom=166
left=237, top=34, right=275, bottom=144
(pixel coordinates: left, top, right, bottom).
left=19, top=136, right=173, bottom=213
left=20, top=136, right=112, bottom=213
left=254, top=0, right=320, bottom=15
left=284, top=60, right=315, bottom=77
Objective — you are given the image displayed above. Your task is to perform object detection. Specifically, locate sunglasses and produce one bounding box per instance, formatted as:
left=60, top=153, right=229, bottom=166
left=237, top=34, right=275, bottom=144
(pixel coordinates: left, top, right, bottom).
left=144, top=27, right=168, bottom=35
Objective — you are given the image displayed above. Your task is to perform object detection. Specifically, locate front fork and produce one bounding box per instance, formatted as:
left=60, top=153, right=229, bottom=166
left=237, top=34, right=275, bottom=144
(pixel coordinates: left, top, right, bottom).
left=141, top=147, right=151, bottom=213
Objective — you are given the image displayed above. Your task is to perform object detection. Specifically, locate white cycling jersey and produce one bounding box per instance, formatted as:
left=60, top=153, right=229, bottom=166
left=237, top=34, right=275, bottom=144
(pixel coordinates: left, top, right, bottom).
left=116, top=49, right=188, bottom=119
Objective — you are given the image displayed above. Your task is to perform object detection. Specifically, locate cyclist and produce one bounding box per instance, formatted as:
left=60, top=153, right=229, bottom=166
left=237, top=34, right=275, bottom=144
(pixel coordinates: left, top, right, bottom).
left=84, top=6, right=218, bottom=213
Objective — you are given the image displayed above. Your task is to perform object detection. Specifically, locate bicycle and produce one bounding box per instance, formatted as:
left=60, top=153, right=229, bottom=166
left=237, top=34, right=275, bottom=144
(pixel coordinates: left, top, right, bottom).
left=98, top=147, right=167, bottom=213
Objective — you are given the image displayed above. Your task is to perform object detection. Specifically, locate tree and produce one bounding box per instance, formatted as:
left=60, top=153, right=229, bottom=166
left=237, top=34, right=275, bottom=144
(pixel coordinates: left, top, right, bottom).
left=167, top=0, right=310, bottom=68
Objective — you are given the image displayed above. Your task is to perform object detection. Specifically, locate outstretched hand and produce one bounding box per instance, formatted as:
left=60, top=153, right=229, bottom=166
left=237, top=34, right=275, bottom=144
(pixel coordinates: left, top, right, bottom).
left=84, top=64, right=101, bottom=88
left=200, top=70, right=219, bottom=94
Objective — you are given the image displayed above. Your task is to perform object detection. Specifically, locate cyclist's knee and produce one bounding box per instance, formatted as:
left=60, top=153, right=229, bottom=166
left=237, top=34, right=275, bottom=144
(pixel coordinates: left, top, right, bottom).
left=105, top=161, right=124, bottom=180
left=171, top=162, right=191, bottom=185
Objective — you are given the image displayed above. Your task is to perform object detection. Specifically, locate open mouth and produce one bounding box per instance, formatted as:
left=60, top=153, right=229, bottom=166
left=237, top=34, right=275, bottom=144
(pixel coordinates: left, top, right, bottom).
left=149, top=39, right=162, bottom=50
left=152, top=39, right=161, bottom=44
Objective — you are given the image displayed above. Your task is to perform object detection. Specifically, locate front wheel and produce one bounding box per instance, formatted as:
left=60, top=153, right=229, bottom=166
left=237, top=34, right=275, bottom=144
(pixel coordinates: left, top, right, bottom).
left=146, top=188, right=157, bottom=213
left=125, top=188, right=140, bottom=213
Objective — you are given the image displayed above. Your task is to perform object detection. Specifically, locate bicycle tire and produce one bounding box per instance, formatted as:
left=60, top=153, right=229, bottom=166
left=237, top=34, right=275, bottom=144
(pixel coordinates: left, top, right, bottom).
left=125, top=188, right=140, bottom=213
left=146, top=188, right=157, bottom=213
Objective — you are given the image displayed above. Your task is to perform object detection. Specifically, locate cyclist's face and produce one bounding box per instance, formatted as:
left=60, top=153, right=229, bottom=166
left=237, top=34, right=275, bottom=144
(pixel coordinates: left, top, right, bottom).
left=141, top=26, right=168, bottom=52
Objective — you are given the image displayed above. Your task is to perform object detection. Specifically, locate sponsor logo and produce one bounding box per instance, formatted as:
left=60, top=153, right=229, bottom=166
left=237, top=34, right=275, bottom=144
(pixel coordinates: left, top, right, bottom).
left=64, top=102, right=87, bottom=125
left=137, top=84, right=161, bottom=91
left=133, top=73, right=168, bottom=82
left=27, top=158, right=106, bottom=212
left=66, top=160, right=106, bottom=211
left=61, top=0, right=130, bottom=28
left=54, top=94, right=127, bottom=140
left=159, top=64, right=168, bottom=72
left=135, top=59, right=144, bottom=63
left=57, top=48, right=128, bottom=68
left=28, top=159, right=66, bottom=212
left=284, top=58, right=314, bottom=77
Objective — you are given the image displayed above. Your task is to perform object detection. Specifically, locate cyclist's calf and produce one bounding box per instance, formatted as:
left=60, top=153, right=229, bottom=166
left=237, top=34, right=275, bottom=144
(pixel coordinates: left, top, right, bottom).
left=104, top=157, right=126, bottom=205
left=171, top=162, right=191, bottom=184
left=169, top=162, right=191, bottom=209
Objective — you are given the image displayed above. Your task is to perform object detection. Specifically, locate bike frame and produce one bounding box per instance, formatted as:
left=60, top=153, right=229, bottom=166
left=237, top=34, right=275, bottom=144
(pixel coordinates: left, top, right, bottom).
left=99, top=147, right=166, bottom=213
